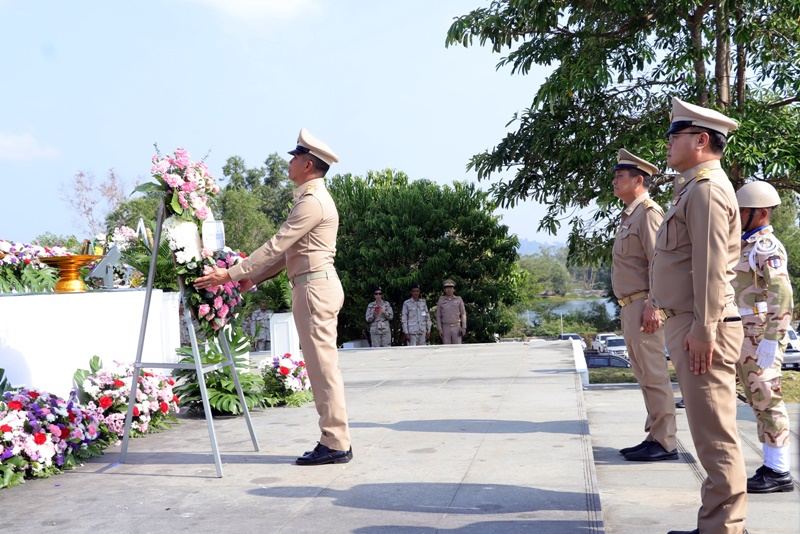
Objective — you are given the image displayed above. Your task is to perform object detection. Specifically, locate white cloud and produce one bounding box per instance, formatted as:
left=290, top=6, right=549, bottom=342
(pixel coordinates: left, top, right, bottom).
left=0, top=132, right=61, bottom=162
left=181, top=0, right=321, bottom=20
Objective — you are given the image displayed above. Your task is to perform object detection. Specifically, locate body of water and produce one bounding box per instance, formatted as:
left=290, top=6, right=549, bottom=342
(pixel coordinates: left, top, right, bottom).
left=523, top=298, right=618, bottom=325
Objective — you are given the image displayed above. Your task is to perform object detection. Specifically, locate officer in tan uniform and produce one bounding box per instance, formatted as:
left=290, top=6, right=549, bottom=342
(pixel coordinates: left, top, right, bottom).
left=611, top=149, right=678, bottom=462
left=194, top=128, right=352, bottom=466
left=653, top=98, right=747, bottom=534
left=436, top=279, right=467, bottom=344
left=734, top=181, right=794, bottom=493
left=365, top=286, right=393, bottom=347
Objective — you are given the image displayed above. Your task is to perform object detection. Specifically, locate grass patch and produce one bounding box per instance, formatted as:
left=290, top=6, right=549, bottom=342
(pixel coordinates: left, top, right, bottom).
left=589, top=366, right=800, bottom=404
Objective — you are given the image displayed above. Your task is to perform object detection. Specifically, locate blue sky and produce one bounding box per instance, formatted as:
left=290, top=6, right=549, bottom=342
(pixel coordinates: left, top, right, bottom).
left=0, top=0, right=566, bottom=246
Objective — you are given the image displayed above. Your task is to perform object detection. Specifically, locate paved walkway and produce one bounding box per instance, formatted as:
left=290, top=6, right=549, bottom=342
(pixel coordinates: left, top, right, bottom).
left=2, top=341, right=798, bottom=533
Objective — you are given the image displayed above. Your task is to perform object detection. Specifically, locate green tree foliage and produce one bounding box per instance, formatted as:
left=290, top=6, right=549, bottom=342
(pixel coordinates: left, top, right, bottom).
left=328, top=169, right=521, bottom=344
left=446, top=0, right=800, bottom=264
left=33, top=232, right=82, bottom=253
left=215, top=187, right=277, bottom=254
left=771, top=191, right=800, bottom=317
left=105, top=194, right=161, bottom=230
left=220, top=153, right=294, bottom=228
left=517, top=246, right=572, bottom=299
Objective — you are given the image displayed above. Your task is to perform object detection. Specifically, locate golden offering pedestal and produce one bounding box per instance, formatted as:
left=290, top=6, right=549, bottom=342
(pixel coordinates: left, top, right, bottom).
left=40, top=255, right=103, bottom=293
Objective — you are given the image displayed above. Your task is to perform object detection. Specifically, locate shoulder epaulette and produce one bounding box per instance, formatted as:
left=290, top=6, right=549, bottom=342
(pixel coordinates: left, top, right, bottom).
left=696, top=168, right=711, bottom=182
left=643, top=199, right=663, bottom=213
left=302, top=184, right=317, bottom=196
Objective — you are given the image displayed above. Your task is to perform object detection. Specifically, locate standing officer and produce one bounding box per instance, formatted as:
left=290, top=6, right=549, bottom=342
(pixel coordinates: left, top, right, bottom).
left=366, top=286, right=393, bottom=347
left=194, top=128, right=352, bottom=466
left=250, top=300, right=272, bottom=352
left=734, top=181, right=794, bottom=493
left=652, top=98, right=747, bottom=534
left=436, top=279, right=467, bottom=344
left=402, top=283, right=431, bottom=345
left=611, top=149, right=678, bottom=462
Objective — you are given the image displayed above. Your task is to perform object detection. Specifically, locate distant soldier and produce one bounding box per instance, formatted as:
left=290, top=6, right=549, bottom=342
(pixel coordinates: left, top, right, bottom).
left=734, top=181, right=794, bottom=493
left=365, top=286, right=393, bottom=347
left=611, top=149, right=677, bottom=462
left=402, top=283, right=431, bottom=345
left=436, top=279, right=467, bottom=344
left=251, top=301, right=272, bottom=352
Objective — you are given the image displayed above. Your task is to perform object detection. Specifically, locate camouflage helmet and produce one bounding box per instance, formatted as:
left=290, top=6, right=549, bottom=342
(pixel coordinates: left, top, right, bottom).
left=737, top=181, right=781, bottom=209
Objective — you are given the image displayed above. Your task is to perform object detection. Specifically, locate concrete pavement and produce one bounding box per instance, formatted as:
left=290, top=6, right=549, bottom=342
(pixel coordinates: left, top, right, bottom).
left=1, top=340, right=798, bottom=533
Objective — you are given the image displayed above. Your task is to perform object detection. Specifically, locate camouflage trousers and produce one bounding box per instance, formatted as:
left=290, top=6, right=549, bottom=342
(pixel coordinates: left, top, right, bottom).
left=736, top=315, right=791, bottom=447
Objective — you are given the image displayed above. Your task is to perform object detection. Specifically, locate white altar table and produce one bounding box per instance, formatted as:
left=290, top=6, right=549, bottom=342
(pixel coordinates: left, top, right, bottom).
left=0, top=289, right=180, bottom=398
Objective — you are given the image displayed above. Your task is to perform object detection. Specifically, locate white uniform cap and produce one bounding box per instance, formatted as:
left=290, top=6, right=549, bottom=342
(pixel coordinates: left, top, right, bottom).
left=614, top=148, right=659, bottom=177
left=667, top=97, right=739, bottom=137
left=736, top=181, right=781, bottom=208
left=288, top=128, right=340, bottom=165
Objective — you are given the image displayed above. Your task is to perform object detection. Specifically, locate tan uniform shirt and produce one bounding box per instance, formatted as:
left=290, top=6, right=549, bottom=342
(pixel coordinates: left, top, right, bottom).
left=650, top=160, right=741, bottom=342
left=612, top=193, right=663, bottom=302
left=228, top=178, right=338, bottom=284
left=436, top=296, right=467, bottom=329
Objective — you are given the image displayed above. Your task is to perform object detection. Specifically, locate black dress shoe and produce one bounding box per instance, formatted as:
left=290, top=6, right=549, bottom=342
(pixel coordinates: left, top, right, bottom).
left=747, top=464, right=794, bottom=493
left=296, top=443, right=353, bottom=466
left=675, top=398, right=685, bottom=409
left=619, top=440, right=649, bottom=455
left=624, top=440, right=678, bottom=462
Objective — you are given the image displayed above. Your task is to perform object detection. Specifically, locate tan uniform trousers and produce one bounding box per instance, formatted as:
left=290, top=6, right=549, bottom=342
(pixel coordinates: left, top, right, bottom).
left=620, top=298, right=676, bottom=451
left=441, top=324, right=462, bottom=344
left=665, top=310, right=746, bottom=534
left=292, top=277, right=350, bottom=451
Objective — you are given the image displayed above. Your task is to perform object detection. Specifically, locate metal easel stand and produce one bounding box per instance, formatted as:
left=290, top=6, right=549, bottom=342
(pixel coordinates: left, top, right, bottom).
left=117, top=200, right=259, bottom=477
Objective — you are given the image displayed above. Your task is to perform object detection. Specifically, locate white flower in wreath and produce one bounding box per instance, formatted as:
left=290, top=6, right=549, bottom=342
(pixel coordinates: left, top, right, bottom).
left=163, top=216, right=203, bottom=265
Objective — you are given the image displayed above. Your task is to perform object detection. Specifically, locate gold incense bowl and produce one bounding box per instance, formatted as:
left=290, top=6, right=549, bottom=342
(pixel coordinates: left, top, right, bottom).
left=40, top=255, right=103, bottom=293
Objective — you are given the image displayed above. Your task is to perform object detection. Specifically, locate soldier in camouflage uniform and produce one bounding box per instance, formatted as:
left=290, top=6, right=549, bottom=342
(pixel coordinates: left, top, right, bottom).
left=734, top=181, right=794, bottom=493
left=250, top=301, right=272, bottom=352
left=365, top=286, right=393, bottom=347
left=402, top=283, right=431, bottom=346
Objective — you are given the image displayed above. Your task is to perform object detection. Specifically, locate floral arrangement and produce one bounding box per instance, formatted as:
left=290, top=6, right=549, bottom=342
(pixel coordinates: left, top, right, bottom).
left=74, top=357, right=180, bottom=442
left=0, top=240, right=69, bottom=293
left=259, top=354, right=313, bottom=407
left=136, top=146, right=249, bottom=339
left=95, top=226, right=137, bottom=254
left=147, top=146, right=219, bottom=222
left=0, top=388, right=105, bottom=488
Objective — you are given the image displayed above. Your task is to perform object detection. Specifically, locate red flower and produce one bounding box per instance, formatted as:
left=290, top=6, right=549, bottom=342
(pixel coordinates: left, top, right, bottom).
left=133, top=406, right=140, bottom=417
left=68, top=411, right=75, bottom=422
left=34, top=432, right=47, bottom=445
left=0, top=424, right=11, bottom=433
left=7, top=401, right=23, bottom=411
left=114, top=379, right=125, bottom=387
left=143, top=372, right=154, bottom=377
left=298, top=361, right=306, bottom=367
left=173, top=395, right=179, bottom=404
left=279, top=366, right=290, bottom=376
left=28, top=391, right=40, bottom=399
left=98, top=396, right=113, bottom=409
left=160, top=402, right=169, bottom=413
left=24, top=258, right=31, bottom=264
left=167, top=378, right=175, bottom=386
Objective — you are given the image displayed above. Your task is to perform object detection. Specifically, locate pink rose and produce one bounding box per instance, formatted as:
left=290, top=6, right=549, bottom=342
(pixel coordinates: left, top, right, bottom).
left=213, top=296, right=223, bottom=309
left=203, top=264, right=215, bottom=275
left=48, top=424, right=62, bottom=437
left=195, top=206, right=209, bottom=220
left=218, top=304, right=229, bottom=319
left=181, top=180, right=197, bottom=193
left=198, top=304, right=211, bottom=317
left=216, top=260, right=226, bottom=268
